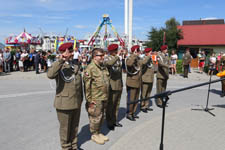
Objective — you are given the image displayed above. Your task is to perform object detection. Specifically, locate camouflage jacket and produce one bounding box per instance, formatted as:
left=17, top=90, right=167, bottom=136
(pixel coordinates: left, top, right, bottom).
left=47, top=59, right=83, bottom=110
left=83, top=60, right=110, bottom=102
left=104, top=55, right=123, bottom=91
left=157, top=52, right=170, bottom=80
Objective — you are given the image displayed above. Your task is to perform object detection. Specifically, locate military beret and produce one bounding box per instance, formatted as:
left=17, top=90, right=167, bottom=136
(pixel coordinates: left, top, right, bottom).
left=160, top=45, right=168, bottom=51
left=144, top=48, right=152, bottom=53
left=58, top=42, right=73, bottom=52
left=131, top=45, right=140, bottom=52
left=108, top=44, right=118, bottom=52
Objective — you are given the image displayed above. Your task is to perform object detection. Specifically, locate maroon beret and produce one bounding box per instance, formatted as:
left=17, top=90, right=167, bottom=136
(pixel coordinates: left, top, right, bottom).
left=131, top=45, right=140, bottom=52
left=144, top=48, right=152, bottom=53
left=108, top=44, right=118, bottom=52
left=58, top=42, right=73, bottom=52
left=160, top=45, right=168, bottom=51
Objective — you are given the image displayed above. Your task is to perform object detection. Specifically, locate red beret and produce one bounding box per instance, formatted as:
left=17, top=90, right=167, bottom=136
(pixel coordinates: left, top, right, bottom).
left=144, top=48, right=152, bottom=53
left=58, top=42, right=73, bottom=52
left=160, top=45, right=168, bottom=51
left=108, top=44, right=118, bottom=52
left=131, top=45, right=140, bottom=52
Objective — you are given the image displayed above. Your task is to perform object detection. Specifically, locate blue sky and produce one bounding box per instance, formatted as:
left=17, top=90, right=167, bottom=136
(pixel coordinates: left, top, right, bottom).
left=0, top=0, right=225, bottom=44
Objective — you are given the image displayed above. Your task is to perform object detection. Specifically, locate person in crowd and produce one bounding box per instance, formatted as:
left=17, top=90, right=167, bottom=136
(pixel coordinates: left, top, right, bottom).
left=73, top=47, right=81, bottom=65
left=21, top=50, right=29, bottom=72
left=182, top=48, right=192, bottom=78
left=198, top=51, right=206, bottom=74
left=0, top=49, right=3, bottom=73
left=104, top=44, right=123, bottom=130
left=3, top=47, right=11, bottom=73
left=126, top=45, right=142, bottom=121
left=156, top=45, right=171, bottom=108
left=15, top=49, right=21, bottom=71
left=83, top=48, right=110, bottom=145
left=170, top=50, right=178, bottom=75
left=47, top=42, right=83, bottom=150
left=208, top=53, right=217, bottom=75
left=140, top=47, right=154, bottom=112
left=34, top=50, right=41, bottom=74
left=219, top=53, right=225, bottom=97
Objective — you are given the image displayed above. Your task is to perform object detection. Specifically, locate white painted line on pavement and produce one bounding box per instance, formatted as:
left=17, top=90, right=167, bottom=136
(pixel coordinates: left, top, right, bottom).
left=0, top=91, right=55, bottom=99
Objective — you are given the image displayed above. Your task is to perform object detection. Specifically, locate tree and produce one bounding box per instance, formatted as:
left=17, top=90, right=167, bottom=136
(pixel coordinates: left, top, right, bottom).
left=145, top=17, right=183, bottom=51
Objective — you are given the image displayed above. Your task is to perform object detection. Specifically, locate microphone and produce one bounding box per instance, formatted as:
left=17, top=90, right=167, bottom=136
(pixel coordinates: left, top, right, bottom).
left=216, top=70, right=225, bottom=77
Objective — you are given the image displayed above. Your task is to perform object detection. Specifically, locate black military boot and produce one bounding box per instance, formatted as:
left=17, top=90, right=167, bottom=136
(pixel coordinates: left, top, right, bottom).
left=126, top=114, right=135, bottom=121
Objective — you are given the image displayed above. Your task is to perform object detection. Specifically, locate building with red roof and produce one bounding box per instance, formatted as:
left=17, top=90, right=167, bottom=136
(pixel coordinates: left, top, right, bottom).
left=177, top=19, right=225, bottom=67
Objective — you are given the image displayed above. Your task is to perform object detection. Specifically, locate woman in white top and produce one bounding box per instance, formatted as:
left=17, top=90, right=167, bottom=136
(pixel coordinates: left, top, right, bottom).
left=170, top=50, right=178, bottom=75
left=208, top=53, right=217, bottom=75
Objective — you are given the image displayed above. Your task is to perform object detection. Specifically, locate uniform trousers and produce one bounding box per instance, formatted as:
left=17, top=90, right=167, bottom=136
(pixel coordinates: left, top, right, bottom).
left=56, top=108, right=81, bottom=150
left=184, top=65, right=189, bottom=77
left=86, top=100, right=107, bottom=135
left=221, top=77, right=225, bottom=93
left=156, top=78, right=168, bottom=105
left=106, top=88, right=122, bottom=126
left=141, top=82, right=153, bottom=109
left=126, top=86, right=140, bottom=115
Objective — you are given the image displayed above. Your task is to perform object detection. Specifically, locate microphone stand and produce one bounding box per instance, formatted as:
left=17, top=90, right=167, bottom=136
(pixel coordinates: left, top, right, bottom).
left=127, top=78, right=225, bottom=150
left=191, top=68, right=216, bottom=116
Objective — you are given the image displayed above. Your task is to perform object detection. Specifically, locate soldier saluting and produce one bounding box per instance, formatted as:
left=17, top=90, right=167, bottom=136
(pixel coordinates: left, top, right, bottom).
left=104, top=44, right=123, bottom=130
left=47, top=43, right=83, bottom=150
left=126, top=45, right=142, bottom=121
left=156, top=45, right=171, bottom=108
left=140, top=48, right=154, bottom=113
left=83, top=48, right=110, bottom=145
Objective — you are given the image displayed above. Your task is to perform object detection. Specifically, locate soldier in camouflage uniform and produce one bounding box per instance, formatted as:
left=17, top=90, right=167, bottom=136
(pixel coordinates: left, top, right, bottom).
left=104, top=44, right=123, bottom=130
left=47, top=43, right=83, bottom=150
left=126, top=45, right=142, bottom=121
left=220, top=54, right=225, bottom=97
left=83, top=48, right=110, bottom=145
left=156, top=45, right=171, bottom=108
left=182, top=48, right=192, bottom=78
left=140, top=48, right=154, bottom=113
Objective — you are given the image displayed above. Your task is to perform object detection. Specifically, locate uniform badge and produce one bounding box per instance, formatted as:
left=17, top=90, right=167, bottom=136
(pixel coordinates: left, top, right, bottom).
left=85, top=72, right=89, bottom=76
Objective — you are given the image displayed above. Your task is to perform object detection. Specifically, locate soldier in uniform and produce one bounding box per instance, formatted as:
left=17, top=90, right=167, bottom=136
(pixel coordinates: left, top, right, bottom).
left=182, top=48, right=192, bottom=78
left=104, top=44, right=123, bottom=130
left=140, top=48, right=154, bottom=113
left=220, top=54, right=225, bottom=97
left=126, top=45, right=142, bottom=121
left=47, top=42, right=83, bottom=150
left=156, top=45, right=171, bottom=108
left=83, top=48, right=110, bottom=145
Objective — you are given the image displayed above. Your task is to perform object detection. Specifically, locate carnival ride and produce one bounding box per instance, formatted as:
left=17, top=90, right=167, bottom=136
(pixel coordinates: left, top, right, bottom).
left=88, top=14, right=125, bottom=48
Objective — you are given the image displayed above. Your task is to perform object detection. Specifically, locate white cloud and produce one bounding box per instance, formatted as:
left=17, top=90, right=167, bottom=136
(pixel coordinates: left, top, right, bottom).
left=12, top=14, right=33, bottom=18
left=74, top=25, right=87, bottom=29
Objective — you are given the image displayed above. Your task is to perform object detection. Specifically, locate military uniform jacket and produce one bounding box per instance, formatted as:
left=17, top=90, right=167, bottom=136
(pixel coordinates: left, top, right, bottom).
left=83, top=61, right=110, bottom=102
left=157, top=52, right=170, bottom=80
left=104, top=55, right=123, bottom=91
left=47, top=59, right=83, bottom=110
left=182, top=53, right=192, bottom=65
left=126, top=54, right=142, bottom=88
left=141, top=55, right=154, bottom=83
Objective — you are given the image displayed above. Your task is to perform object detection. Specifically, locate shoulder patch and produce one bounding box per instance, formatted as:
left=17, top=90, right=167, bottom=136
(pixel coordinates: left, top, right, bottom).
left=85, top=71, right=89, bottom=76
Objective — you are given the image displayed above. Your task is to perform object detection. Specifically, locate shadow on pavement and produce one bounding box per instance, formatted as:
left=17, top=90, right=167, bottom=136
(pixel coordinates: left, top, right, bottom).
left=212, top=104, right=225, bottom=109
left=210, top=89, right=222, bottom=96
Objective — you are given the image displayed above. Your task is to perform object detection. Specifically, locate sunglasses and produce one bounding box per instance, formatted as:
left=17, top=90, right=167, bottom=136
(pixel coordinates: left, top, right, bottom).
left=96, top=54, right=104, bottom=57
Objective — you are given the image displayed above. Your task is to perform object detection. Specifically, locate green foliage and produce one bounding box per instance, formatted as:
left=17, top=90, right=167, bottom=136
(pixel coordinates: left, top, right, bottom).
left=145, top=17, right=183, bottom=51
left=176, top=59, right=183, bottom=74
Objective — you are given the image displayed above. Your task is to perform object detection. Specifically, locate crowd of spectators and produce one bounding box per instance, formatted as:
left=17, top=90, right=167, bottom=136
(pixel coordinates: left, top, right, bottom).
left=0, top=47, right=225, bottom=76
